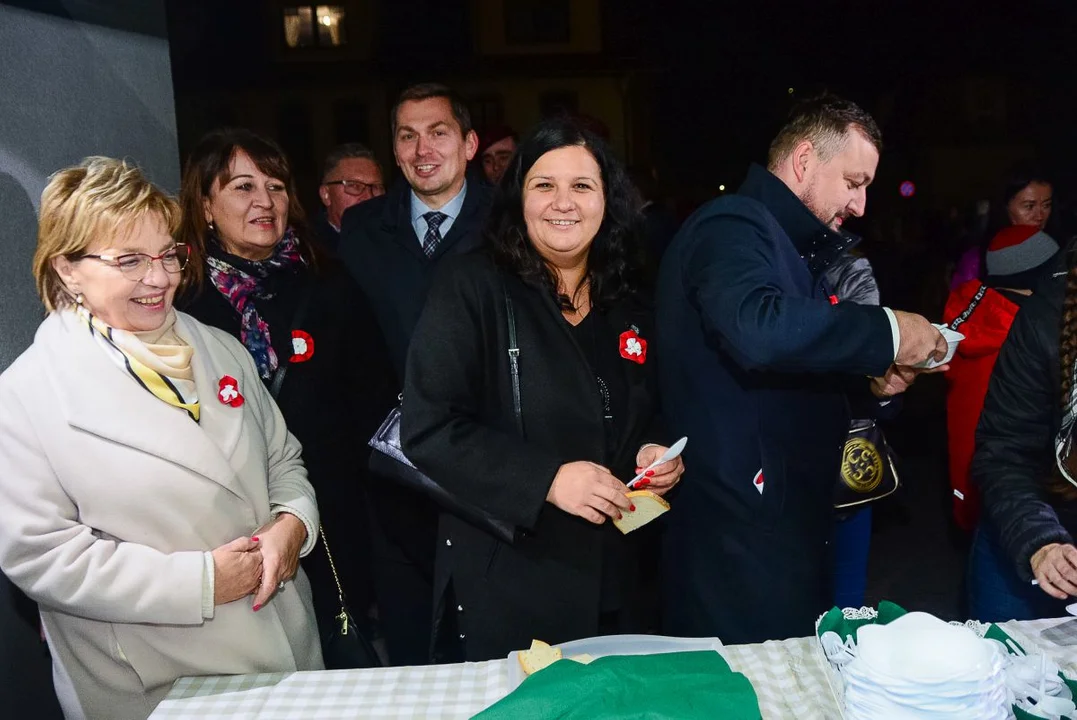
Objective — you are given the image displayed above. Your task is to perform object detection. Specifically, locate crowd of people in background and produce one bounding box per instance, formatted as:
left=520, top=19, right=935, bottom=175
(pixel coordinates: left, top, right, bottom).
left=2, top=80, right=1077, bottom=720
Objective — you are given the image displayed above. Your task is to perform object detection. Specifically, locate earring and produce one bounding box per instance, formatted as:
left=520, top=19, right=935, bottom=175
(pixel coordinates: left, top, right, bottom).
left=75, top=293, right=85, bottom=305
left=207, top=220, right=216, bottom=232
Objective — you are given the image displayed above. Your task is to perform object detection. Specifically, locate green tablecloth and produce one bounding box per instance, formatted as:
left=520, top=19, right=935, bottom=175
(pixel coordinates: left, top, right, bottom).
left=472, top=650, right=761, bottom=720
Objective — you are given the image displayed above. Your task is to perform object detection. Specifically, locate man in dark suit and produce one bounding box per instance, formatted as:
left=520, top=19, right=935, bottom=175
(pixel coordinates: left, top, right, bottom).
left=657, top=95, right=948, bottom=644
left=339, top=83, right=491, bottom=665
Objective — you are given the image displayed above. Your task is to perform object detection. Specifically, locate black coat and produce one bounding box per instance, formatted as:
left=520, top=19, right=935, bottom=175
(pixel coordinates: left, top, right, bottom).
left=972, top=275, right=1077, bottom=582
left=655, top=164, right=896, bottom=644
left=313, top=210, right=341, bottom=254
left=181, top=258, right=398, bottom=627
left=338, top=179, right=493, bottom=383
left=337, top=179, right=493, bottom=583
left=400, top=253, right=663, bottom=661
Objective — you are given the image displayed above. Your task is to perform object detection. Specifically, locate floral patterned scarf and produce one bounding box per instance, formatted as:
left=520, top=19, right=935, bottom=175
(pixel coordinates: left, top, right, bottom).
left=205, top=229, right=304, bottom=378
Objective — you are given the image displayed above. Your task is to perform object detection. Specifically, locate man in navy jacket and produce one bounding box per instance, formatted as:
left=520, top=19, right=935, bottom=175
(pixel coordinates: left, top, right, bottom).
left=658, top=95, right=947, bottom=644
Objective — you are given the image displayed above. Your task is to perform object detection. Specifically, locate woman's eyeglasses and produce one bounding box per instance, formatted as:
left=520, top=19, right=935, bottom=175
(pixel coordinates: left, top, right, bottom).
left=79, top=243, right=191, bottom=280
left=323, top=179, right=385, bottom=197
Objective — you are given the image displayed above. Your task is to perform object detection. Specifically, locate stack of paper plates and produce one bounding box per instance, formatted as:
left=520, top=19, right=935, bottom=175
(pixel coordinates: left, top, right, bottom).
left=843, top=612, right=1007, bottom=719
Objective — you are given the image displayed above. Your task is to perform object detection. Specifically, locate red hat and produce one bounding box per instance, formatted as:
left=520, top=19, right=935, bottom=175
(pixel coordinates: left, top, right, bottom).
left=985, top=225, right=1059, bottom=289
left=479, top=125, right=516, bottom=156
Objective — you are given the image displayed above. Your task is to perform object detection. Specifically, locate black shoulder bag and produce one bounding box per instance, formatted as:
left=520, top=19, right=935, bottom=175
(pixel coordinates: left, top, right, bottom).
left=368, top=286, right=522, bottom=545
left=832, top=282, right=984, bottom=509
left=833, top=419, right=900, bottom=510
left=268, top=280, right=383, bottom=670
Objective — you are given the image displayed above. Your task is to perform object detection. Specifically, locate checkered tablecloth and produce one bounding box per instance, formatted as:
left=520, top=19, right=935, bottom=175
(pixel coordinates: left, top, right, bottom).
left=149, top=619, right=1077, bottom=720
left=1003, top=616, right=1077, bottom=674
left=720, top=635, right=836, bottom=719
left=150, top=661, right=508, bottom=720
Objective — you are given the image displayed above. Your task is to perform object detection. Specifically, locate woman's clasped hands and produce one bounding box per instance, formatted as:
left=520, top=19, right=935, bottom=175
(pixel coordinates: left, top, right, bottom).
left=210, top=513, right=307, bottom=610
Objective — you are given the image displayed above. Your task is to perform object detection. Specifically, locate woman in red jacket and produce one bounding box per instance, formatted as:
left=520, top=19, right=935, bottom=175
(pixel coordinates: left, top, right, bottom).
left=945, top=225, right=1059, bottom=532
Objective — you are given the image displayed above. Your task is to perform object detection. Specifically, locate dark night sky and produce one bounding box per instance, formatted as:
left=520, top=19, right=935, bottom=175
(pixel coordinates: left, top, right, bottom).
left=648, top=1, right=1077, bottom=182
left=164, top=0, right=1077, bottom=224
left=166, top=1, right=1077, bottom=132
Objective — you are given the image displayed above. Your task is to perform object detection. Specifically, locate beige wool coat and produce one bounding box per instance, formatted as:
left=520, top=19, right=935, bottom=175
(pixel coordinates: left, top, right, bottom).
left=0, top=310, right=324, bottom=720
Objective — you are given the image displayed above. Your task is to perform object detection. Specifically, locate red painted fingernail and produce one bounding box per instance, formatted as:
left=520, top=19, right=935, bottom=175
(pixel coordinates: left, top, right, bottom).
left=645, top=470, right=655, bottom=477
left=639, top=479, right=651, bottom=487
left=253, top=604, right=261, bottom=612
left=630, top=504, right=636, bottom=512
left=251, top=536, right=259, bottom=542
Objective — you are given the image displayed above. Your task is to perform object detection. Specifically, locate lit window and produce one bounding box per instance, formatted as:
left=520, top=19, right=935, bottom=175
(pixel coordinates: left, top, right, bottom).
left=316, top=6, right=346, bottom=46
left=283, top=7, right=313, bottom=48
left=283, top=5, right=346, bottom=48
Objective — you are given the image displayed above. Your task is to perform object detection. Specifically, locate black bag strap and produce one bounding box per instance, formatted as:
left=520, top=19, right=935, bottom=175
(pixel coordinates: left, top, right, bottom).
left=319, top=522, right=384, bottom=666
left=948, top=283, right=988, bottom=333
left=504, top=286, right=524, bottom=436
left=269, top=279, right=317, bottom=400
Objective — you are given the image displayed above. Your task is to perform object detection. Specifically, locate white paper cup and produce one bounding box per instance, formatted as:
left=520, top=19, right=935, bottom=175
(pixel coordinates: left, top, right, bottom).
left=915, top=324, right=965, bottom=369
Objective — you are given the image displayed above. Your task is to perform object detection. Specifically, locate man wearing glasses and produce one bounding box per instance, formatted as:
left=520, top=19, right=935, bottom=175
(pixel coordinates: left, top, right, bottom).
left=317, top=143, right=385, bottom=252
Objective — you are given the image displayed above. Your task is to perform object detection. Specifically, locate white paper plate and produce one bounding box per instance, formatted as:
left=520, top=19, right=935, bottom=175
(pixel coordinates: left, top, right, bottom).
left=856, top=613, right=995, bottom=682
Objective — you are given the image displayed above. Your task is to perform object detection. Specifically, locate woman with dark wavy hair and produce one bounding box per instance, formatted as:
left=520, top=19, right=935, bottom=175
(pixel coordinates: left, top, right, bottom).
left=400, top=118, right=684, bottom=661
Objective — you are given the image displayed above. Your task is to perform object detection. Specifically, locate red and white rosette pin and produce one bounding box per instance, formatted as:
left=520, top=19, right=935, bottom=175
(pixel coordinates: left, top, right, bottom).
left=218, top=375, right=244, bottom=407
left=290, top=330, right=314, bottom=363
left=619, top=329, right=647, bottom=365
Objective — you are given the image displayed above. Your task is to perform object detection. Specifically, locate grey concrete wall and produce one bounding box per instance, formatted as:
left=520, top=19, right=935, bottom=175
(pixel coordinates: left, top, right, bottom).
left=0, top=2, right=179, bottom=715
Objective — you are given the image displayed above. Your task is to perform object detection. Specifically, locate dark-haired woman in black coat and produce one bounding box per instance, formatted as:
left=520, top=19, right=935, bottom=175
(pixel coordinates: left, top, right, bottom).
left=401, top=119, right=684, bottom=662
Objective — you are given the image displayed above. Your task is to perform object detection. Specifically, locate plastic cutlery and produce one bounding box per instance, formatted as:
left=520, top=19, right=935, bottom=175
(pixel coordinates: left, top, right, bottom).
left=627, top=437, right=687, bottom=489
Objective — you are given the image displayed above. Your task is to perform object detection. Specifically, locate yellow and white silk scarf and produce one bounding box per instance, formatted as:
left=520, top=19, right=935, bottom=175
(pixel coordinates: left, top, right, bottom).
left=76, top=306, right=200, bottom=422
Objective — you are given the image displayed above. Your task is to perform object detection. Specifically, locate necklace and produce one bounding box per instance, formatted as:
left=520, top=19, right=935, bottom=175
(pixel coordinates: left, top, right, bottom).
left=560, top=280, right=591, bottom=324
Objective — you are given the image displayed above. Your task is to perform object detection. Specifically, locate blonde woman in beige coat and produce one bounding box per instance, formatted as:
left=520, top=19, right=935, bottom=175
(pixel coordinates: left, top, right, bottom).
left=0, top=157, right=323, bottom=720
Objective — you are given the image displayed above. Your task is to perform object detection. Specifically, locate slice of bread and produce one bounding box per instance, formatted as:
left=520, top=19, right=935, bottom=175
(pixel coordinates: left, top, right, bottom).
left=612, top=490, right=671, bottom=534
left=517, top=639, right=563, bottom=675
left=569, top=653, right=596, bottom=665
